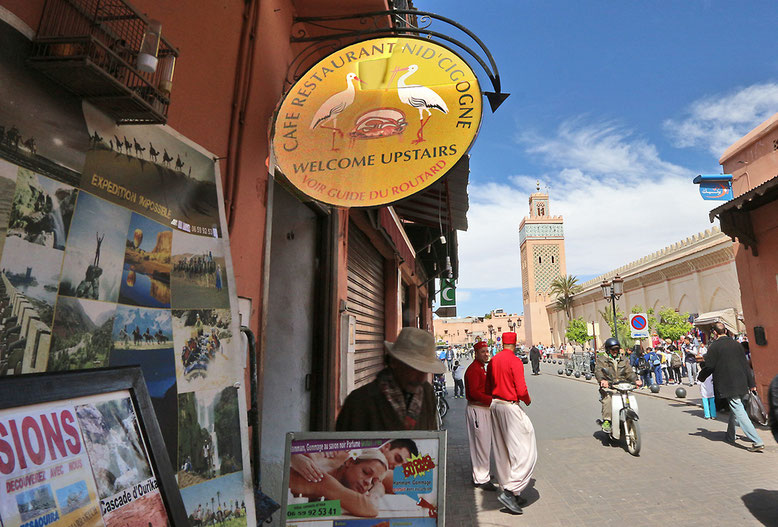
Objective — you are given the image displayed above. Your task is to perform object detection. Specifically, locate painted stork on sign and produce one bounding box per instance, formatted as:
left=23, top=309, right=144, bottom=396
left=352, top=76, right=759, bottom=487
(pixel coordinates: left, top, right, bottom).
left=396, top=64, right=449, bottom=144
left=310, top=72, right=361, bottom=151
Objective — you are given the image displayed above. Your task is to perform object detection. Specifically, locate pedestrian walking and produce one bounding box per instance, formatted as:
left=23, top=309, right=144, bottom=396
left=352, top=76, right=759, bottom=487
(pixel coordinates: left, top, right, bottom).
left=682, top=336, right=699, bottom=386
left=485, top=332, right=537, bottom=515
left=452, top=360, right=465, bottom=398
left=669, top=346, right=683, bottom=384
left=464, top=341, right=496, bottom=490
left=529, top=345, right=541, bottom=375
left=646, top=347, right=663, bottom=385
left=630, top=347, right=651, bottom=388
left=698, top=322, right=764, bottom=452
left=446, top=346, right=454, bottom=371
left=700, top=369, right=716, bottom=419
left=336, top=327, right=446, bottom=431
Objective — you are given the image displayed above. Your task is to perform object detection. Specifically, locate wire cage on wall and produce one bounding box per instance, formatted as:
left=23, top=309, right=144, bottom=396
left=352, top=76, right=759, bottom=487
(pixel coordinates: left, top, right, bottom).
left=27, top=0, right=179, bottom=124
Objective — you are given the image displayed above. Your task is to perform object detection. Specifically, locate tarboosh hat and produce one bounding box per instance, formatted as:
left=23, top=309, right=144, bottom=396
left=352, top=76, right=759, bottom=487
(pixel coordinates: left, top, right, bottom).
left=474, top=341, right=488, bottom=351
left=502, top=332, right=517, bottom=345
left=385, top=327, right=446, bottom=374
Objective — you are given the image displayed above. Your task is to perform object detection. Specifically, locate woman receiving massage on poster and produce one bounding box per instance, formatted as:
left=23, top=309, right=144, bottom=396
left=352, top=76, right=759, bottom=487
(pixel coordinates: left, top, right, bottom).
left=290, top=439, right=417, bottom=504
left=288, top=448, right=389, bottom=517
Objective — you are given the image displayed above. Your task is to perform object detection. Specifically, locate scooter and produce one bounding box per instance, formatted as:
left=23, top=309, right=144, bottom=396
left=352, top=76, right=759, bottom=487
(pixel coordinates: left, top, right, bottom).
left=596, top=371, right=641, bottom=456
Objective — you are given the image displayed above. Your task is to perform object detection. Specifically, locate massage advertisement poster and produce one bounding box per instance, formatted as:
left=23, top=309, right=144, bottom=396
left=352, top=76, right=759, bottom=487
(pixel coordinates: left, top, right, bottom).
left=0, top=392, right=170, bottom=527
left=282, top=432, right=446, bottom=527
left=0, top=15, right=254, bottom=526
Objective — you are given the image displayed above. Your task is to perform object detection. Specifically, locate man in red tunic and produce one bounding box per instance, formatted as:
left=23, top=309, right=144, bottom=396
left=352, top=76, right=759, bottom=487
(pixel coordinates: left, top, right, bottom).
left=485, top=332, right=537, bottom=515
left=464, top=340, right=496, bottom=490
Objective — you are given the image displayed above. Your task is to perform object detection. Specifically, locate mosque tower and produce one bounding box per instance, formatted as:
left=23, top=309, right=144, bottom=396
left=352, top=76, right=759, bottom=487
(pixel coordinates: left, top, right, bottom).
left=519, top=182, right=567, bottom=346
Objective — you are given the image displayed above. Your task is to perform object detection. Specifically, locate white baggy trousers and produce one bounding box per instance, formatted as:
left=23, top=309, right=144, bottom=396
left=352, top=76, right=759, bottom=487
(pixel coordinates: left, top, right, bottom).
left=465, top=403, right=492, bottom=484
left=490, top=398, right=537, bottom=494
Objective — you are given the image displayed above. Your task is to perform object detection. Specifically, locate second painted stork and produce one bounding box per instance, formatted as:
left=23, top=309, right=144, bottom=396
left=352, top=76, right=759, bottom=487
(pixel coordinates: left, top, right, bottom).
left=396, top=64, right=449, bottom=144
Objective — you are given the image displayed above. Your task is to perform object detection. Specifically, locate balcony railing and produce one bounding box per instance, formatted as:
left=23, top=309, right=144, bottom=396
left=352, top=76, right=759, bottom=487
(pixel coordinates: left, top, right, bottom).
left=27, top=0, right=178, bottom=125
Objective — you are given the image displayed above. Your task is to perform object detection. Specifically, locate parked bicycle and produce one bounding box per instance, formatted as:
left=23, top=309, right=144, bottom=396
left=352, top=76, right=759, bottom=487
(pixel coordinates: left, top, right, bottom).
left=433, top=374, right=448, bottom=428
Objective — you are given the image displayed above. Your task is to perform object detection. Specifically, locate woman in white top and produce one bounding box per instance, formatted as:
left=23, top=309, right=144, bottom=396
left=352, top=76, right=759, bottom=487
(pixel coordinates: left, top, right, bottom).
left=698, top=344, right=716, bottom=419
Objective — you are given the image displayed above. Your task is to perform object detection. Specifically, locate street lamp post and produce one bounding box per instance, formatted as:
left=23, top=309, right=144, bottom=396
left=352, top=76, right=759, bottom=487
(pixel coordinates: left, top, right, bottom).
left=600, top=275, right=624, bottom=343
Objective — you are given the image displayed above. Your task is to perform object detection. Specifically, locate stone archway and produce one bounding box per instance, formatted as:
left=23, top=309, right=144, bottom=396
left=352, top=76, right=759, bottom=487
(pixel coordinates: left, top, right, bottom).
left=677, top=293, right=693, bottom=314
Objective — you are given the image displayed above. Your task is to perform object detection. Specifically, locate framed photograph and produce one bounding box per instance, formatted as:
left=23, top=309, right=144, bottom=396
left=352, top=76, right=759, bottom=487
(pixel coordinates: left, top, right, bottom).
left=281, top=431, right=446, bottom=526
left=0, top=366, right=188, bottom=527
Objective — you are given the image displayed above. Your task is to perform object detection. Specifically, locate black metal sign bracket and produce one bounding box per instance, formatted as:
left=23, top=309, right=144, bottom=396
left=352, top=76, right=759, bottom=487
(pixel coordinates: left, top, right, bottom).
left=289, top=8, right=509, bottom=112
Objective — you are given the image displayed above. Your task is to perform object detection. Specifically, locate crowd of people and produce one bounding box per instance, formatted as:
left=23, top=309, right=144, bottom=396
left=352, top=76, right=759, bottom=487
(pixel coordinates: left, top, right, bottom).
left=284, top=324, right=775, bottom=519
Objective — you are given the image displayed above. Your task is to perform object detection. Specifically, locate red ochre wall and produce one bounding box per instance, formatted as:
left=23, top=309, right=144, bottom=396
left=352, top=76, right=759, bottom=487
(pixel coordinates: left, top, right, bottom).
left=2, top=0, right=299, bottom=338
left=733, top=211, right=778, bottom=400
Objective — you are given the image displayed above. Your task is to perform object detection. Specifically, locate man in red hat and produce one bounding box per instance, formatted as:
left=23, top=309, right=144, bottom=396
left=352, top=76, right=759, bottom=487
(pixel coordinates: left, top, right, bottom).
left=485, top=332, right=537, bottom=515
left=464, top=340, right=496, bottom=490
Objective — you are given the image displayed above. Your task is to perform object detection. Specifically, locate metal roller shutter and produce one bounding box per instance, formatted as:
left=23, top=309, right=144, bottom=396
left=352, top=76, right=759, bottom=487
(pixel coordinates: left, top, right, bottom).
left=347, top=222, right=386, bottom=387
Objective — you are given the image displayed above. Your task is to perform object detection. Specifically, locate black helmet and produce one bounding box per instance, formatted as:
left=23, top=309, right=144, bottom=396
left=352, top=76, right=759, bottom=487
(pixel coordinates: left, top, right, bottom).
left=603, top=337, right=620, bottom=350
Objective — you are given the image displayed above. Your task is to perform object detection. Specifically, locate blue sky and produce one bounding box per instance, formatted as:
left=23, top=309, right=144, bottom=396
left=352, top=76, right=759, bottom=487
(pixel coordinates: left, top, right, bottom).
left=424, top=0, right=778, bottom=317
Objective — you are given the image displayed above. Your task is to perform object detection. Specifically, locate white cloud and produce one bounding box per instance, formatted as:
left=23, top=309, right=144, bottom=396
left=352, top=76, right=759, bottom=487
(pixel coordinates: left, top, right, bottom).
left=664, top=83, right=778, bottom=155
left=458, top=120, right=715, bottom=291
left=521, top=119, right=687, bottom=180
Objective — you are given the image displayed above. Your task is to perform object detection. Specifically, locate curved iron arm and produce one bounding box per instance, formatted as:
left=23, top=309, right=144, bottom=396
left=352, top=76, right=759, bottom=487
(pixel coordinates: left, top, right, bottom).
left=291, top=8, right=509, bottom=111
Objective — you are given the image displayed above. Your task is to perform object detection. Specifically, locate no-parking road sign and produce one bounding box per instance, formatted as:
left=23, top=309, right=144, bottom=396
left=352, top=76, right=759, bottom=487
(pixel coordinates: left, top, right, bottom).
left=629, top=313, right=649, bottom=338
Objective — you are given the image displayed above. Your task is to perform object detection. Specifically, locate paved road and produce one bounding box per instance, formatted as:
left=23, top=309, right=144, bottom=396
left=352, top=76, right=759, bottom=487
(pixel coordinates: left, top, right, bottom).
left=443, top=358, right=778, bottom=526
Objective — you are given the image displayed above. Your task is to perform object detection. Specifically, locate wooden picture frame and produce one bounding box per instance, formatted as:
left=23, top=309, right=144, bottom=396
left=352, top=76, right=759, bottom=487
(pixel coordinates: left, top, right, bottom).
left=0, top=366, right=188, bottom=527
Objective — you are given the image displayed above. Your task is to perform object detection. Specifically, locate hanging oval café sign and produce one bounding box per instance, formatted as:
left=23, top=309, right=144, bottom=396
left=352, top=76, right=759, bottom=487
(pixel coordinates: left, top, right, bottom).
left=271, top=36, right=483, bottom=207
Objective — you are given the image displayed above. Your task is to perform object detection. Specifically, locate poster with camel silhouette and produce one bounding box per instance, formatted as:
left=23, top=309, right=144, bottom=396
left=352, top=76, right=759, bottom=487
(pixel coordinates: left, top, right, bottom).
left=0, top=15, right=253, bottom=524
left=0, top=18, right=89, bottom=187
left=80, top=103, right=220, bottom=236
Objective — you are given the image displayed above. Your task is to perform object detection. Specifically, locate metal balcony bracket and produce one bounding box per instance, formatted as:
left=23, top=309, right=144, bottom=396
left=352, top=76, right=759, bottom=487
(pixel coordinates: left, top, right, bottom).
left=289, top=8, right=509, bottom=112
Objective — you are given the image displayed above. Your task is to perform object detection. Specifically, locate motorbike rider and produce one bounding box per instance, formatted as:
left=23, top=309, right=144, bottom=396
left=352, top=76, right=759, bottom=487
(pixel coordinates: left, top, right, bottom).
left=595, top=337, right=642, bottom=433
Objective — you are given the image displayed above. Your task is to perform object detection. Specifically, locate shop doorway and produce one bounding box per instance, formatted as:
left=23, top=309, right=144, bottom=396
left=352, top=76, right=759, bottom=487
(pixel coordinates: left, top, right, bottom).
left=260, top=181, right=323, bottom=501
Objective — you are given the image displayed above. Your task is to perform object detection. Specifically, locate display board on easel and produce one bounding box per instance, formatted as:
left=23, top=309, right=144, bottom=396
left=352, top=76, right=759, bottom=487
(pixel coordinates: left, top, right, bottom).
left=0, top=14, right=255, bottom=526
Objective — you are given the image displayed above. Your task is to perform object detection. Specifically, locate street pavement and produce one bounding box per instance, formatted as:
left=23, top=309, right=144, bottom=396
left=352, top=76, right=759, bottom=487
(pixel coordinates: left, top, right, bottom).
left=443, top=357, right=778, bottom=526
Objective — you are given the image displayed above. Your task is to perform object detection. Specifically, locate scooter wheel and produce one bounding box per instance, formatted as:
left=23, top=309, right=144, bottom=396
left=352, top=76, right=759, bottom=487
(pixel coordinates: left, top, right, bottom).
left=623, top=419, right=641, bottom=456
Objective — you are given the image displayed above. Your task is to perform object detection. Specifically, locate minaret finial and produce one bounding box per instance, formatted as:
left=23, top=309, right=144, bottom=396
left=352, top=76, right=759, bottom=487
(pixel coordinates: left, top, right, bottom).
left=536, top=180, right=540, bottom=192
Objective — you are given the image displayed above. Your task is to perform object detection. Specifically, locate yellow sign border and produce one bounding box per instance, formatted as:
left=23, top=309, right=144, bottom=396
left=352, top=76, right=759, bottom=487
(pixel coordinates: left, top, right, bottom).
left=271, top=36, right=483, bottom=208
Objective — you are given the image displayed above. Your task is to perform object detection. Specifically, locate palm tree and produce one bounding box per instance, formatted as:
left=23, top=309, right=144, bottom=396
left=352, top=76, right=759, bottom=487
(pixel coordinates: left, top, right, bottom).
left=550, top=274, right=582, bottom=319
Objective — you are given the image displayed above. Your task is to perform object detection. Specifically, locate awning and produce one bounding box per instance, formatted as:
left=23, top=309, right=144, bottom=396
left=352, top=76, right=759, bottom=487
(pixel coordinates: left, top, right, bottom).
left=693, top=308, right=738, bottom=333
left=709, top=174, right=778, bottom=256
left=393, top=155, right=470, bottom=232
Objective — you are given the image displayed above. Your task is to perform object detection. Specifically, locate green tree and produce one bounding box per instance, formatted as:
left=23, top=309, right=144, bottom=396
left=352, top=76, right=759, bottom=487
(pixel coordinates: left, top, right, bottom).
left=565, top=317, right=589, bottom=344
left=550, top=275, right=583, bottom=319
left=656, top=307, right=693, bottom=341
left=599, top=305, right=635, bottom=350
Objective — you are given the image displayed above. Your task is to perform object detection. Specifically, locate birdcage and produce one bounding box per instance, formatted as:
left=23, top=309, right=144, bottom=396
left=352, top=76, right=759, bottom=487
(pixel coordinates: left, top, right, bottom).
left=27, top=0, right=179, bottom=125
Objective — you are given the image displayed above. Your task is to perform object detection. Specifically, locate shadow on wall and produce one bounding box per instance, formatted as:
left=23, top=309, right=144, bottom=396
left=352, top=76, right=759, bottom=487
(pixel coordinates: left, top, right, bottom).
left=741, top=489, right=778, bottom=526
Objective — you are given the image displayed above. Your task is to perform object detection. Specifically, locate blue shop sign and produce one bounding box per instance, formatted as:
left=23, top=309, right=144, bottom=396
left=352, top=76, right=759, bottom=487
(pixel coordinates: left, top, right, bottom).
left=693, top=174, right=733, bottom=201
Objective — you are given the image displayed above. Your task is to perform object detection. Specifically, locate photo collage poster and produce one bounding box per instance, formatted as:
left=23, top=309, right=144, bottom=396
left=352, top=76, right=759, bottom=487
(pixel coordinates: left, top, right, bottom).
left=0, top=17, right=254, bottom=527
left=0, top=392, right=169, bottom=527
left=285, top=436, right=441, bottom=527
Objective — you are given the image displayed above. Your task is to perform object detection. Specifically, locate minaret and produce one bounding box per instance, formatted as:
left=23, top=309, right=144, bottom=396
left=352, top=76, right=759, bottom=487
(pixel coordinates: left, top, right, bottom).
left=519, top=182, right=566, bottom=346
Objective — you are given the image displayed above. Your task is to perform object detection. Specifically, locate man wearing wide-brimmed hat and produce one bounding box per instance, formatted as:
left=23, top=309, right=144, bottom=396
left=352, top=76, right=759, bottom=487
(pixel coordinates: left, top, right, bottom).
left=336, top=327, right=446, bottom=431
